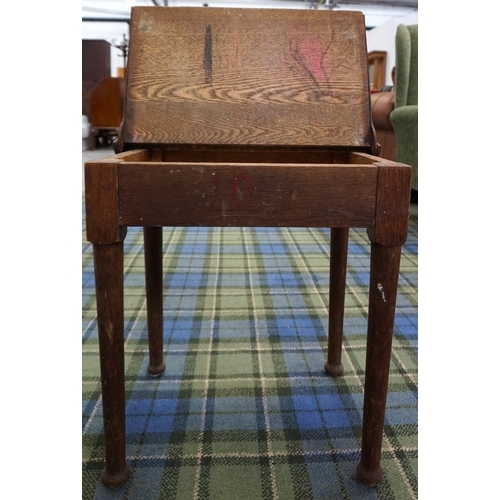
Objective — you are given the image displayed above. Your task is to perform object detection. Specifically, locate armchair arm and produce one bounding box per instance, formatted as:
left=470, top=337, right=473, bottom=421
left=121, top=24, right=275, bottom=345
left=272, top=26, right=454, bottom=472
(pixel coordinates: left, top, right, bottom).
left=390, top=105, right=418, bottom=191
left=371, top=91, right=395, bottom=131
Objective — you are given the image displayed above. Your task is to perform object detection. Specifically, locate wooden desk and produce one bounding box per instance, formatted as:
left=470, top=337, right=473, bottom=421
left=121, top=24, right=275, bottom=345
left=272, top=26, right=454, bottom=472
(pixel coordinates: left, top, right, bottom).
left=85, top=7, right=411, bottom=489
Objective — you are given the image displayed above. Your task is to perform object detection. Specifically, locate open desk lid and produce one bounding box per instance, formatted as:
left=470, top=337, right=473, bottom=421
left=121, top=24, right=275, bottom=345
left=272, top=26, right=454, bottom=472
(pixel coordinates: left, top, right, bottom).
left=120, top=7, right=373, bottom=150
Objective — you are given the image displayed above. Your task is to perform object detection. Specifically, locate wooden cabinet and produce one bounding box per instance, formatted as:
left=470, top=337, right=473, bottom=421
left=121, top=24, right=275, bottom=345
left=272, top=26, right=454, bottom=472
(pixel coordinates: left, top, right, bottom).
left=82, top=40, right=111, bottom=117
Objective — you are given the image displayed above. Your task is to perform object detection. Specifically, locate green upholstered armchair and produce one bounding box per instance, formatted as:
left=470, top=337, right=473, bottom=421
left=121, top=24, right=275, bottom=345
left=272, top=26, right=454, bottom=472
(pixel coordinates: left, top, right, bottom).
left=390, top=24, right=418, bottom=193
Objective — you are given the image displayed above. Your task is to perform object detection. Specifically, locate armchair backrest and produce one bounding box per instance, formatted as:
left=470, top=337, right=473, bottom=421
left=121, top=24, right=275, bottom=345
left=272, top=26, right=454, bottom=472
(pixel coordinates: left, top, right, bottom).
left=394, top=24, right=418, bottom=108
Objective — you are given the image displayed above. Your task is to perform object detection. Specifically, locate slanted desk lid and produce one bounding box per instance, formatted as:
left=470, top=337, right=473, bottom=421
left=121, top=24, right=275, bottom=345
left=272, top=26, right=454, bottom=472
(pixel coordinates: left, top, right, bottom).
left=121, top=7, right=373, bottom=150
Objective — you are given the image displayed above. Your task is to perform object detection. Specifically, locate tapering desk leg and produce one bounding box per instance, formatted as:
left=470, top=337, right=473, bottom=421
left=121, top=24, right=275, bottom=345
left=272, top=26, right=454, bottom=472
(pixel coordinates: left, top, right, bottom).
left=144, top=227, right=166, bottom=376
left=93, top=242, right=131, bottom=489
left=356, top=243, right=402, bottom=486
left=325, top=227, right=349, bottom=377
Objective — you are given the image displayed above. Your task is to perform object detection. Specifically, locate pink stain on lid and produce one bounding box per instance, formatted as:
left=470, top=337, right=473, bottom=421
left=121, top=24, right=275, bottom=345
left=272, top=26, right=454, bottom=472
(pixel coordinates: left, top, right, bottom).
left=298, top=37, right=326, bottom=85
left=290, top=33, right=335, bottom=97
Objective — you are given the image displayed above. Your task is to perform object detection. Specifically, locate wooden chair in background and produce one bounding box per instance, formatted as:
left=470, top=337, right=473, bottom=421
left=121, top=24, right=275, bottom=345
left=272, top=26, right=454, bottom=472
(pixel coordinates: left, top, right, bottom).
left=85, top=7, right=412, bottom=489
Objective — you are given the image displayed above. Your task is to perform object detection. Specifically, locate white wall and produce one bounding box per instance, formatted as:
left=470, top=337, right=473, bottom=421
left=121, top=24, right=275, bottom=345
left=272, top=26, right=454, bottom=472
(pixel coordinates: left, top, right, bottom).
left=82, top=22, right=130, bottom=77
left=366, top=11, right=418, bottom=87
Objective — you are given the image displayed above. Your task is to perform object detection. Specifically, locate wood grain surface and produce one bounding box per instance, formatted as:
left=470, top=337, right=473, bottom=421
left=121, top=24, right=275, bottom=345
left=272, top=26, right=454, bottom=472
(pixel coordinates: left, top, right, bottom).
left=117, top=160, right=378, bottom=227
left=122, top=7, right=371, bottom=148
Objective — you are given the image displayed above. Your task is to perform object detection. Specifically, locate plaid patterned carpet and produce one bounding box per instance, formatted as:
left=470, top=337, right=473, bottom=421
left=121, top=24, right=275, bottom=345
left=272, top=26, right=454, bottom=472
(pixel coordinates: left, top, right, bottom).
left=82, top=211, right=418, bottom=500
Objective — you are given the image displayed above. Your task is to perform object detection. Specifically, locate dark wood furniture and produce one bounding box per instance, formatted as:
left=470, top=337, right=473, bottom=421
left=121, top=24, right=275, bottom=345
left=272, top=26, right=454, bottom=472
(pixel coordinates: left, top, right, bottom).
left=85, top=7, right=411, bottom=489
left=82, top=40, right=111, bottom=118
left=89, top=76, right=125, bottom=149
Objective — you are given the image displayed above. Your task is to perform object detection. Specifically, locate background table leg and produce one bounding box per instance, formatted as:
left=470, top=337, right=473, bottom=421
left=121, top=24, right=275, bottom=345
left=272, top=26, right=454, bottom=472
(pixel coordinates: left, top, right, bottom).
left=325, top=227, right=349, bottom=377
left=93, top=242, right=131, bottom=488
left=144, top=227, right=166, bottom=376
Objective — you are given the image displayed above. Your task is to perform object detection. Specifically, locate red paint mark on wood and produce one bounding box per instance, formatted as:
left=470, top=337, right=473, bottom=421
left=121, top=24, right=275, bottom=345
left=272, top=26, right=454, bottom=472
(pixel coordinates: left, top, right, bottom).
left=231, top=173, right=253, bottom=209
left=289, top=33, right=335, bottom=98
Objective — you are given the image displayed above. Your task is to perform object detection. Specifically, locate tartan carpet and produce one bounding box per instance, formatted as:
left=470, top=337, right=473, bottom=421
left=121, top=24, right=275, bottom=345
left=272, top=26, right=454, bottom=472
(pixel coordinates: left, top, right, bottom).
left=82, top=213, right=418, bottom=500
